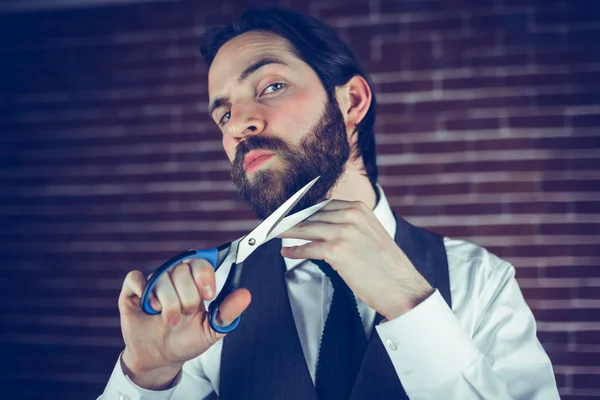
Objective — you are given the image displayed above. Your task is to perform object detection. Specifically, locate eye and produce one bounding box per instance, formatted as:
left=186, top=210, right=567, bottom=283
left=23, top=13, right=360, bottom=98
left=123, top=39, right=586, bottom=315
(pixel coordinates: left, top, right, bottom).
left=260, top=82, right=286, bottom=96
left=219, top=110, right=231, bottom=126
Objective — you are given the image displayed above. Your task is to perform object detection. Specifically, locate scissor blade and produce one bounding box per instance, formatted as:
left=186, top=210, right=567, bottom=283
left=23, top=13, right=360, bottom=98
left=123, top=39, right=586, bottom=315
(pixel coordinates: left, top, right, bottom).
left=265, top=198, right=331, bottom=242
left=215, top=242, right=233, bottom=268
left=235, top=176, right=322, bottom=263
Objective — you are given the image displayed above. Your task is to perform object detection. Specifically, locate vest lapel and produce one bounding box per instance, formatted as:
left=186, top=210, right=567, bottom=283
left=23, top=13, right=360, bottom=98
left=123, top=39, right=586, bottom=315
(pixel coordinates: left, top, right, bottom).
left=219, top=238, right=317, bottom=400
left=219, top=211, right=451, bottom=400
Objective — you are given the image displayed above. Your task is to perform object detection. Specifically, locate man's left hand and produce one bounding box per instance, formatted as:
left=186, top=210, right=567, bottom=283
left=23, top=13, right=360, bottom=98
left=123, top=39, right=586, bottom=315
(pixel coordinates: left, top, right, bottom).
left=278, top=200, right=435, bottom=320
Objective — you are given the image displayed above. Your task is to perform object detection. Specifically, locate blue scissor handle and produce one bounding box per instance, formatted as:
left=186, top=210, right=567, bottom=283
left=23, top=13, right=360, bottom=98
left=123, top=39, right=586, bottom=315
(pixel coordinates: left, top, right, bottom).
left=140, top=248, right=241, bottom=334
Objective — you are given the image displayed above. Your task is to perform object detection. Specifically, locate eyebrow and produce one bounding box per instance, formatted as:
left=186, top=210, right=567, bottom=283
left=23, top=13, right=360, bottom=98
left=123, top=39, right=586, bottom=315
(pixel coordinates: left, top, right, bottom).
left=208, top=56, right=289, bottom=117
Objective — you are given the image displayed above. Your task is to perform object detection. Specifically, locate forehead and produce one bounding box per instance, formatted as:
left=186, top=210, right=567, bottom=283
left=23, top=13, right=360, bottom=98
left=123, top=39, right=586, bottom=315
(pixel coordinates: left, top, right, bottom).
left=207, top=31, right=301, bottom=95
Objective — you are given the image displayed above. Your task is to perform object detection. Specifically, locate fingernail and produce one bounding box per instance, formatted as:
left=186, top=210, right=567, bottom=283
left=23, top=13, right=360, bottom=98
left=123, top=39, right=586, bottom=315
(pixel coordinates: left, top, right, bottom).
left=151, top=298, right=162, bottom=311
left=216, top=315, right=231, bottom=327
left=203, top=285, right=214, bottom=300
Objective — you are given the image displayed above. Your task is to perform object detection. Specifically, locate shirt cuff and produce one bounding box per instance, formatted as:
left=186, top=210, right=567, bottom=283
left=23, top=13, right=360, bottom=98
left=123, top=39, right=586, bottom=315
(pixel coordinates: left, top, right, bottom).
left=375, top=289, right=480, bottom=394
left=101, top=352, right=180, bottom=400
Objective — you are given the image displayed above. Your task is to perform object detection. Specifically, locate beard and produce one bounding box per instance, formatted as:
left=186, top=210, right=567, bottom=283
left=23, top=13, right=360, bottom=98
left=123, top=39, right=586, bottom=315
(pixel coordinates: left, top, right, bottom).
left=229, top=96, right=350, bottom=220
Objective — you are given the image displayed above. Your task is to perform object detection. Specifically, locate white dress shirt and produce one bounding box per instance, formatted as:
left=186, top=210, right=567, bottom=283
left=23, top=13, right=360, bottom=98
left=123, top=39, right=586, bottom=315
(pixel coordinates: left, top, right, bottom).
left=100, top=186, right=560, bottom=400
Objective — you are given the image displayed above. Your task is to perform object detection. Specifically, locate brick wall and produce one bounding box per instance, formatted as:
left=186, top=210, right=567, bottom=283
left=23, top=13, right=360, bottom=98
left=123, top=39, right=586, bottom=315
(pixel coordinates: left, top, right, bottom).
left=0, top=0, right=599, bottom=398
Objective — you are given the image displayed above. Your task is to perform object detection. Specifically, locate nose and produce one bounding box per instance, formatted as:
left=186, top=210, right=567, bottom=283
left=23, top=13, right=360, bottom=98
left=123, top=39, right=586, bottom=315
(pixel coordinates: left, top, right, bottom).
left=226, top=103, right=265, bottom=140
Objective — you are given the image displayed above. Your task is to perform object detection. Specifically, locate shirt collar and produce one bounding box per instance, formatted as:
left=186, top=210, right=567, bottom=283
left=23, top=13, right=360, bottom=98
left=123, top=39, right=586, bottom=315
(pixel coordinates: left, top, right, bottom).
left=281, top=184, right=397, bottom=272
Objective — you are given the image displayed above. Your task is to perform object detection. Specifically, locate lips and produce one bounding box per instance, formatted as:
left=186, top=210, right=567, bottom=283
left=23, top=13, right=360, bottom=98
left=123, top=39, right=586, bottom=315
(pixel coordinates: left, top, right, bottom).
left=243, top=150, right=275, bottom=173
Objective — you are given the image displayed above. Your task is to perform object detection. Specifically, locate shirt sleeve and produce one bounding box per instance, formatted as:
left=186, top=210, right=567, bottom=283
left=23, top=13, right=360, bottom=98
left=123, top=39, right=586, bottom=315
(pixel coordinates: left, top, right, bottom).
left=98, top=352, right=216, bottom=400
left=375, top=261, right=560, bottom=400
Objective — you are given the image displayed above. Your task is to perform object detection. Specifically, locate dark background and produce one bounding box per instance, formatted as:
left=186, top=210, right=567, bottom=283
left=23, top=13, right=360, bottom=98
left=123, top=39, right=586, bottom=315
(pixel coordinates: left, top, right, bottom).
left=1, top=0, right=599, bottom=398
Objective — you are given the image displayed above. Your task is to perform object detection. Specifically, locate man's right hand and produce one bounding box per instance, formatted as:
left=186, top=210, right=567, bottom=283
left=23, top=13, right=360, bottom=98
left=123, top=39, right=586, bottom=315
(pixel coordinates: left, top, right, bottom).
left=117, top=258, right=251, bottom=390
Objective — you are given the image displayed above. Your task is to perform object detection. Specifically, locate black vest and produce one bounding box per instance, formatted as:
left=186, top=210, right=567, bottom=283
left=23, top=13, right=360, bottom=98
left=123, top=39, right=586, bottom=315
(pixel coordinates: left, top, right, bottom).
left=219, top=212, right=451, bottom=399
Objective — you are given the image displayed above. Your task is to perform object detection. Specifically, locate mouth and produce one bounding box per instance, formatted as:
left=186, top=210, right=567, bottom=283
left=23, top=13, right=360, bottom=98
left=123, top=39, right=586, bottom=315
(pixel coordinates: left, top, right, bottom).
left=243, top=150, right=275, bottom=173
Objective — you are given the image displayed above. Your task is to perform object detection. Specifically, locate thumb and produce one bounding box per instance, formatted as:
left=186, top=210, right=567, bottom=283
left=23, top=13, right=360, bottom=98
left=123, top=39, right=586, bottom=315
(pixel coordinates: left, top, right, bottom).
left=118, top=270, right=147, bottom=314
left=212, top=288, right=252, bottom=328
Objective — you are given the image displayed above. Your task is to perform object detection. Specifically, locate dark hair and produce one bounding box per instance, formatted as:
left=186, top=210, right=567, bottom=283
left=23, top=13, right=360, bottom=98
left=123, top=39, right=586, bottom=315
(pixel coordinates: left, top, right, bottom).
left=200, top=7, right=378, bottom=187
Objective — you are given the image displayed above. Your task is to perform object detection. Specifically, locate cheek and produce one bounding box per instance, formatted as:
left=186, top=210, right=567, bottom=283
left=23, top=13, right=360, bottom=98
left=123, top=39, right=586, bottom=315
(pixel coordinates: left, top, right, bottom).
left=270, top=94, right=325, bottom=144
left=222, top=135, right=236, bottom=162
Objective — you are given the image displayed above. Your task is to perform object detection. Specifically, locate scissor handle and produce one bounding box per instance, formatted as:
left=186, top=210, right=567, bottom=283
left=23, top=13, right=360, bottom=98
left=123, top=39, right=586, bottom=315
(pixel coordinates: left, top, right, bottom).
left=140, top=248, right=241, bottom=334
left=207, top=261, right=243, bottom=334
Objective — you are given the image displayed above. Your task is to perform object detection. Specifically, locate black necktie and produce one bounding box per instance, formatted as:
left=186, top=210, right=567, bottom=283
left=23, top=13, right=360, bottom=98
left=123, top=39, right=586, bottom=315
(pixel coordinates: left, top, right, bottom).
left=312, top=260, right=368, bottom=400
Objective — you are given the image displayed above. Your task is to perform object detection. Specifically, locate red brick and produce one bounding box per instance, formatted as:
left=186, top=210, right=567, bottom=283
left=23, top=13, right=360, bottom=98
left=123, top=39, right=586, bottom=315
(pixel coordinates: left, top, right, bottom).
left=522, top=287, right=574, bottom=300
left=443, top=202, right=506, bottom=215
left=554, top=372, right=567, bottom=389
left=570, top=157, right=600, bottom=170
left=379, top=0, right=446, bottom=14
left=317, top=1, right=371, bottom=19
left=572, top=114, right=600, bottom=127
left=381, top=163, right=444, bottom=176
left=377, top=117, right=437, bottom=133
left=568, top=70, right=600, bottom=86
left=416, top=93, right=533, bottom=113
left=573, top=201, right=600, bottom=214
left=536, top=92, right=600, bottom=108
left=534, top=308, right=600, bottom=322
left=402, top=16, right=465, bottom=34
left=534, top=49, right=600, bottom=66
left=376, top=102, right=410, bottom=115
left=542, top=179, right=600, bottom=193
left=537, top=330, right=570, bottom=344
left=471, top=138, right=531, bottom=151
left=495, top=244, right=598, bottom=258
left=577, top=287, right=600, bottom=300
left=574, top=330, right=600, bottom=345
left=468, top=53, right=531, bottom=68
left=442, top=75, right=502, bottom=90
left=504, top=72, right=569, bottom=88
left=545, top=266, right=600, bottom=279
left=475, top=180, right=537, bottom=194
left=439, top=158, right=570, bottom=174
left=379, top=38, right=435, bottom=71
left=410, top=140, right=470, bottom=153
left=539, top=223, right=600, bottom=236
left=516, top=266, right=541, bottom=279
left=471, top=12, right=531, bottom=32
left=501, top=31, right=565, bottom=49
left=444, top=116, right=501, bottom=130
left=427, top=223, right=536, bottom=238
left=508, top=114, right=567, bottom=127
left=509, top=201, right=569, bottom=214
left=375, top=78, right=434, bottom=94
left=573, top=374, right=600, bottom=389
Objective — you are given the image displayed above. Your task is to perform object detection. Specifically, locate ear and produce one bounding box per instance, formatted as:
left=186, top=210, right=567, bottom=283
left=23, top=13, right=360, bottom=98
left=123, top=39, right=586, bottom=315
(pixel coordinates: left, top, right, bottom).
left=334, top=75, right=372, bottom=144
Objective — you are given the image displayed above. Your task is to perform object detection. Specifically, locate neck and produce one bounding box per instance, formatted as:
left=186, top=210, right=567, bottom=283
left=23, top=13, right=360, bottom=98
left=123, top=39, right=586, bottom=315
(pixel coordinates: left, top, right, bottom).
left=327, top=159, right=377, bottom=210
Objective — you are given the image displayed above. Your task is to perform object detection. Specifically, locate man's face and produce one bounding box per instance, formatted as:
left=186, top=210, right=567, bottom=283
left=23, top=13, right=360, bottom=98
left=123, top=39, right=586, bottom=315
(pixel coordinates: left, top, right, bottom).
left=207, top=31, right=350, bottom=219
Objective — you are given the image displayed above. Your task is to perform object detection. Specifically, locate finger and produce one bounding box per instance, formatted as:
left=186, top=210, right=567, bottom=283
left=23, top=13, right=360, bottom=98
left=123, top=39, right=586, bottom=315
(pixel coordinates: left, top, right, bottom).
left=297, top=208, right=355, bottom=224
left=281, top=240, right=328, bottom=261
left=154, top=272, right=182, bottom=326
left=318, top=199, right=363, bottom=211
left=118, top=270, right=146, bottom=313
left=170, top=262, right=202, bottom=316
left=214, top=288, right=252, bottom=326
left=149, top=290, right=162, bottom=312
left=277, top=221, right=341, bottom=240
left=188, top=258, right=216, bottom=302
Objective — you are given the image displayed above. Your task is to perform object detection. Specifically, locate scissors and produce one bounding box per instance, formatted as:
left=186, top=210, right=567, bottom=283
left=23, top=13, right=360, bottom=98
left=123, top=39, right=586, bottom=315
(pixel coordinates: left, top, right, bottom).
left=140, top=176, right=331, bottom=334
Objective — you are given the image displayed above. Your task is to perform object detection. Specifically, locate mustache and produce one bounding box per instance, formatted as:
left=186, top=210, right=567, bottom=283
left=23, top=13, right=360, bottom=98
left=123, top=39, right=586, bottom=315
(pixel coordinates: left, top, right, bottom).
left=233, top=136, right=291, bottom=166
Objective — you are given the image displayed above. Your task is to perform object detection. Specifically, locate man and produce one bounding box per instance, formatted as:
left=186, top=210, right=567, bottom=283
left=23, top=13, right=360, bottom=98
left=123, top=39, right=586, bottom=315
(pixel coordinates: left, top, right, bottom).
left=100, top=7, right=560, bottom=400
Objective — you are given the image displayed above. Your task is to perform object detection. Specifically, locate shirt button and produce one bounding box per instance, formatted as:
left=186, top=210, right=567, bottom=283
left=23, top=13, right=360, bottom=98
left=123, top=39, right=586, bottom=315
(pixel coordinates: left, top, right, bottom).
left=119, top=395, right=130, bottom=400
left=385, top=339, right=398, bottom=351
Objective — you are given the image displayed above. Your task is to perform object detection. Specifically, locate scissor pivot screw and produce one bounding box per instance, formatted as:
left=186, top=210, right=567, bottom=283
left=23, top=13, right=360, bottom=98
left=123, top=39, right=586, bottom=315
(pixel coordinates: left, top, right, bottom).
left=248, top=238, right=256, bottom=246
